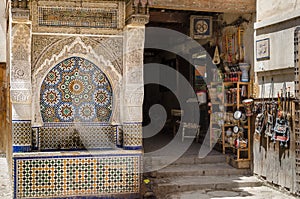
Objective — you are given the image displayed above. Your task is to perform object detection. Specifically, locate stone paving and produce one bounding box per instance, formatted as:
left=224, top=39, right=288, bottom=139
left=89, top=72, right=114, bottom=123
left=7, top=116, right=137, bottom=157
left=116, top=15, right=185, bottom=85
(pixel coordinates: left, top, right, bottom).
left=0, top=156, right=13, bottom=199
left=166, top=186, right=299, bottom=199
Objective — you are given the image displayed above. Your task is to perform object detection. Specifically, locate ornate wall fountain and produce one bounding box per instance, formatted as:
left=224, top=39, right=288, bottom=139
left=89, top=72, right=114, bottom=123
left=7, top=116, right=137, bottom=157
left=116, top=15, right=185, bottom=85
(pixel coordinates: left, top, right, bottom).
left=9, top=0, right=149, bottom=198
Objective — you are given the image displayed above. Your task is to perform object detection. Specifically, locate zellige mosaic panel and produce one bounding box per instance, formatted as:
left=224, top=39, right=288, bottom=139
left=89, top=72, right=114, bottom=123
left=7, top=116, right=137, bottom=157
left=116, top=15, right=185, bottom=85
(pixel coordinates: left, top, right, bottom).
left=14, top=155, right=141, bottom=198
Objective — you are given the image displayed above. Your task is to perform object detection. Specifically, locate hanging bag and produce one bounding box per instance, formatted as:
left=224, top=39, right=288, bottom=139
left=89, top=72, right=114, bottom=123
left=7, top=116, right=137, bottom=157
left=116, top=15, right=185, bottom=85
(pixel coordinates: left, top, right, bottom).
left=273, top=83, right=290, bottom=147
left=255, top=77, right=266, bottom=135
left=265, top=78, right=275, bottom=137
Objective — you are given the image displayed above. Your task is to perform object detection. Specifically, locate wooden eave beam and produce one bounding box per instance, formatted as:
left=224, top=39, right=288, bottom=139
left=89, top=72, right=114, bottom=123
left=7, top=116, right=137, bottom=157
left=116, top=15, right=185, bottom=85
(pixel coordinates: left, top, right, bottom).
left=149, top=11, right=189, bottom=23
left=150, top=0, right=256, bottom=14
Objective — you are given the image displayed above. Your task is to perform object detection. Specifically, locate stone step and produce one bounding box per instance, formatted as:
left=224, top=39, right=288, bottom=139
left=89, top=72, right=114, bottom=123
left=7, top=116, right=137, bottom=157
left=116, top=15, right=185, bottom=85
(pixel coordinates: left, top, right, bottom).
left=144, top=153, right=227, bottom=172
left=172, top=154, right=227, bottom=165
left=153, top=175, right=263, bottom=198
left=155, top=163, right=251, bottom=178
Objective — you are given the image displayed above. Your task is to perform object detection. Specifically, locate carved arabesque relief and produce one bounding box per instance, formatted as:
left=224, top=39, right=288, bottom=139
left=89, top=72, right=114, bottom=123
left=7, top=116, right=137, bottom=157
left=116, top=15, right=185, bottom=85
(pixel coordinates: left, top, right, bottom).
left=11, top=23, right=32, bottom=106
left=11, top=24, right=31, bottom=83
left=121, top=27, right=145, bottom=122
left=32, top=36, right=123, bottom=74
left=124, top=27, right=145, bottom=84
left=31, top=1, right=125, bottom=35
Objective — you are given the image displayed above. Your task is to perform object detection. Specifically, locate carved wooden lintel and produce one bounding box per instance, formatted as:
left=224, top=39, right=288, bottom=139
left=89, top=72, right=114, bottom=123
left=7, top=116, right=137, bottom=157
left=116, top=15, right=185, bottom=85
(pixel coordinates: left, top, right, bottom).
left=12, top=9, right=30, bottom=20
left=126, top=14, right=149, bottom=26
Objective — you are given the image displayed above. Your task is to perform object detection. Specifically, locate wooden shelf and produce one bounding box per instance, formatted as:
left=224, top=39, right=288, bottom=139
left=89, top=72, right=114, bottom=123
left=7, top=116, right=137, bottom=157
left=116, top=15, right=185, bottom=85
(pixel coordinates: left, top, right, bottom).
left=237, top=148, right=249, bottom=151
left=238, top=82, right=250, bottom=85
left=223, top=82, right=238, bottom=85
left=224, top=124, right=235, bottom=127
left=211, top=101, right=222, bottom=104
left=224, top=103, right=237, bottom=106
left=211, top=82, right=222, bottom=85
left=210, top=80, right=252, bottom=169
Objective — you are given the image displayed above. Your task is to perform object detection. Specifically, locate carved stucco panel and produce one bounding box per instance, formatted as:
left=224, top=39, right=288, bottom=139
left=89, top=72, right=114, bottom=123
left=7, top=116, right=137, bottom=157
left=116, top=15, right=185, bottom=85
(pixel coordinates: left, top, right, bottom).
left=124, top=27, right=145, bottom=85
left=126, top=27, right=145, bottom=51
left=12, top=104, right=32, bottom=121
left=121, top=26, right=145, bottom=123
left=32, top=36, right=76, bottom=73
left=32, top=37, right=122, bottom=126
left=32, top=36, right=123, bottom=74
left=88, top=36, right=123, bottom=74
left=11, top=24, right=31, bottom=83
left=11, top=90, right=32, bottom=104
left=11, top=60, right=31, bottom=82
left=124, top=92, right=144, bottom=106
left=32, top=35, right=65, bottom=68
left=11, top=23, right=32, bottom=107
left=122, top=106, right=143, bottom=122
left=122, top=84, right=144, bottom=122
left=31, top=1, right=125, bottom=35
left=10, top=82, right=31, bottom=90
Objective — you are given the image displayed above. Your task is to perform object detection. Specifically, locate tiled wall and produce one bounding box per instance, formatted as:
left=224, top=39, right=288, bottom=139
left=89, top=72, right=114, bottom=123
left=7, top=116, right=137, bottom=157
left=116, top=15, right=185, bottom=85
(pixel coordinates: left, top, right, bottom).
left=38, top=124, right=116, bottom=151
left=13, top=152, right=142, bottom=198
left=12, top=121, right=32, bottom=152
left=123, top=123, right=142, bottom=150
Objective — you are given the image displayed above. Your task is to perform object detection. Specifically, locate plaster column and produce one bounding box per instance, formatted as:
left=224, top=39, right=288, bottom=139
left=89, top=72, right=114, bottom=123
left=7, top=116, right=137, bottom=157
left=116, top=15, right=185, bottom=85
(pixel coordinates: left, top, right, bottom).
left=122, top=13, right=149, bottom=150
left=10, top=9, right=32, bottom=152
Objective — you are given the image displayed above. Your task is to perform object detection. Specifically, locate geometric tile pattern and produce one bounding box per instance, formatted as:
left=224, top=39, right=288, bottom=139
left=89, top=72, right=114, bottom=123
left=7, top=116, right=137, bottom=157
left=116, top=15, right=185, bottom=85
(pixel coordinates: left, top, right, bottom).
left=14, top=154, right=141, bottom=198
left=31, top=127, right=39, bottom=151
left=123, top=123, right=142, bottom=149
left=12, top=120, right=32, bottom=146
left=115, top=125, right=123, bottom=148
left=38, top=7, right=118, bottom=29
left=39, top=124, right=116, bottom=151
left=40, top=57, right=113, bottom=123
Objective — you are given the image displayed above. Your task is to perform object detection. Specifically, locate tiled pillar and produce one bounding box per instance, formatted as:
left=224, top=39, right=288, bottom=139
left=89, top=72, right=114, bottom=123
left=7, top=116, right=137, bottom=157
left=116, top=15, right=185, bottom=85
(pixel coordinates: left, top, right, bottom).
left=10, top=11, right=32, bottom=152
left=122, top=14, right=149, bottom=150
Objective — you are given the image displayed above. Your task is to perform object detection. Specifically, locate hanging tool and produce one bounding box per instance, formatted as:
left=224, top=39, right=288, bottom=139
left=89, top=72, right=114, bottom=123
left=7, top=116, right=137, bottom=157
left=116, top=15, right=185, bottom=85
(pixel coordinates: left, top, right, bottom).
left=212, top=46, right=221, bottom=65
left=287, top=87, right=291, bottom=120
left=282, top=82, right=287, bottom=118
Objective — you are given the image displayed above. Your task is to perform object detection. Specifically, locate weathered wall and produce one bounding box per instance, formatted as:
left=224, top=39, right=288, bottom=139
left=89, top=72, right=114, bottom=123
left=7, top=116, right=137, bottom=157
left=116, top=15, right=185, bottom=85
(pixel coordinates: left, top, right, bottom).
left=0, top=0, right=6, bottom=62
left=255, top=25, right=297, bottom=98
left=256, top=0, right=300, bottom=27
left=253, top=133, right=296, bottom=192
left=253, top=0, right=300, bottom=194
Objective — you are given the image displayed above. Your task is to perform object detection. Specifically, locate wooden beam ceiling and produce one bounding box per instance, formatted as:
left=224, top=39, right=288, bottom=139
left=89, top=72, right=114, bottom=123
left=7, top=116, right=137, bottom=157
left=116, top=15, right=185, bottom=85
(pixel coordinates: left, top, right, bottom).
left=150, top=0, right=256, bottom=14
left=149, top=11, right=189, bottom=23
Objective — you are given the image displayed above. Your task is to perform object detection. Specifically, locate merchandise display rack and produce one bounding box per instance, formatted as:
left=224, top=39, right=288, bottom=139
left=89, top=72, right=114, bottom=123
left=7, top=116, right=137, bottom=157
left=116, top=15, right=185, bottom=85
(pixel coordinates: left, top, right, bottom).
left=209, top=74, right=252, bottom=168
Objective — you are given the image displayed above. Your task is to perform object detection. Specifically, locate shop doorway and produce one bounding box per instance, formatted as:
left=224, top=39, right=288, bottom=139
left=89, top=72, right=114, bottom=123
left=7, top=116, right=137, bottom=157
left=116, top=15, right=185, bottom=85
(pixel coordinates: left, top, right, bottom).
left=142, top=49, right=210, bottom=154
left=142, top=9, right=216, bottom=155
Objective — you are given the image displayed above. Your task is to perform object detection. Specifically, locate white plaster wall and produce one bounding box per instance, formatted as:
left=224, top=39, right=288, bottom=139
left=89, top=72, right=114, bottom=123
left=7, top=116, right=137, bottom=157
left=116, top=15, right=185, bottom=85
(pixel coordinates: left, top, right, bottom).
left=0, top=0, right=6, bottom=62
left=256, top=0, right=300, bottom=27
left=254, top=27, right=296, bottom=98
left=255, top=28, right=295, bottom=72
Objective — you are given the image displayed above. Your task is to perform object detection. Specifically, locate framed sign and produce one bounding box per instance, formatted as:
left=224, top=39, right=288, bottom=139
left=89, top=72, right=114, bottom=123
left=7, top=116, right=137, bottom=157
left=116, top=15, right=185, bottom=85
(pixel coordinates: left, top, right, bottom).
left=190, top=15, right=212, bottom=39
left=256, top=38, right=270, bottom=61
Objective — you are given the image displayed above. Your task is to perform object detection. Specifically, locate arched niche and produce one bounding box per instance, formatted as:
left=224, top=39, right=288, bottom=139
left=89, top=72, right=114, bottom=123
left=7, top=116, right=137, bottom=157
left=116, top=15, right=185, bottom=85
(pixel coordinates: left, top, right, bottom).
left=32, top=37, right=122, bottom=126
left=40, top=56, right=113, bottom=123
